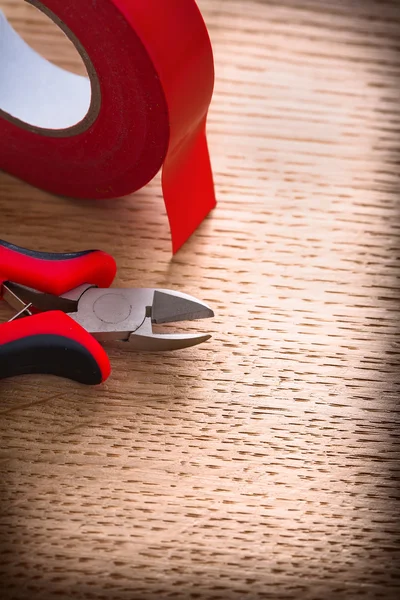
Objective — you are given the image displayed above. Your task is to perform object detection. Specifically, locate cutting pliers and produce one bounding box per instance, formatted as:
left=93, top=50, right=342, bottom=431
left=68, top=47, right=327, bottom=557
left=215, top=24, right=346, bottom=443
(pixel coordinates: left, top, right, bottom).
left=0, top=239, right=214, bottom=385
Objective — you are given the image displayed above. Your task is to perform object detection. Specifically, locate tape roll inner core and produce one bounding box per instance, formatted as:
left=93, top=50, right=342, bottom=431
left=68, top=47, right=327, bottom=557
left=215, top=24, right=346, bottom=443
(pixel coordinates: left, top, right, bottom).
left=0, top=3, right=100, bottom=135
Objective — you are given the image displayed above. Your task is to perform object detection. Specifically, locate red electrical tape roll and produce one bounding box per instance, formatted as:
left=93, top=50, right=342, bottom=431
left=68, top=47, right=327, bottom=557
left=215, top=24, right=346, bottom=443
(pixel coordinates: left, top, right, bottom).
left=0, top=0, right=216, bottom=253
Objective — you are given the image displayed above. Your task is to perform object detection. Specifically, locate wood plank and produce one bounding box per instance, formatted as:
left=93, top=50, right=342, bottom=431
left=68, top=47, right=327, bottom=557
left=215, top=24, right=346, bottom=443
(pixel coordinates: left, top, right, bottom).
left=1, top=1, right=400, bottom=598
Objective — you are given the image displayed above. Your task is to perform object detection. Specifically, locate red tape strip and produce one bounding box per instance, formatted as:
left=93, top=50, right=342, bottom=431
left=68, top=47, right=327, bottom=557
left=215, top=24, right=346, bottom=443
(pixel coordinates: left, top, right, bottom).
left=0, top=0, right=216, bottom=252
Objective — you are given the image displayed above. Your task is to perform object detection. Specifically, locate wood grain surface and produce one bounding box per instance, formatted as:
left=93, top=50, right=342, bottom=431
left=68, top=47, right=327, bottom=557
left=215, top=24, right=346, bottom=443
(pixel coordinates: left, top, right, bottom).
left=1, top=0, right=400, bottom=598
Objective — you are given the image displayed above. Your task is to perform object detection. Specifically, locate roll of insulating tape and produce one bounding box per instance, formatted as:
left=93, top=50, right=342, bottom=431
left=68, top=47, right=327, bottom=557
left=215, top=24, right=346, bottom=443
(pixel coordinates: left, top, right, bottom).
left=0, top=0, right=216, bottom=252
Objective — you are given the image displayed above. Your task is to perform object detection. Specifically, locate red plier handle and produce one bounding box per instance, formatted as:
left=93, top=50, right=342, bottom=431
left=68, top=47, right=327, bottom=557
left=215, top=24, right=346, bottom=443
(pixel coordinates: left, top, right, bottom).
left=0, top=239, right=117, bottom=385
left=0, top=239, right=116, bottom=296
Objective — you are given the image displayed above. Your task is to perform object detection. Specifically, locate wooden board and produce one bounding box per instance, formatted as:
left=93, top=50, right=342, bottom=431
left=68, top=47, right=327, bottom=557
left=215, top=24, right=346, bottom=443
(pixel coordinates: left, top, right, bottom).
left=1, top=0, right=400, bottom=598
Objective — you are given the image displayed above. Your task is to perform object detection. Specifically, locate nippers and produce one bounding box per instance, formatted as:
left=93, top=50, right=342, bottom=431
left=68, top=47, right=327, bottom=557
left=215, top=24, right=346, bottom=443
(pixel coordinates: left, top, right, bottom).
left=0, top=239, right=214, bottom=385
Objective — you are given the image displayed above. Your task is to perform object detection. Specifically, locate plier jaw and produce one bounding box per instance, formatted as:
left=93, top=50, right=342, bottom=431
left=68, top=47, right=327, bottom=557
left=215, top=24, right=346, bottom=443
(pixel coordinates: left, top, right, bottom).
left=4, top=282, right=214, bottom=351
left=64, top=284, right=214, bottom=351
left=0, top=238, right=214, bottom=385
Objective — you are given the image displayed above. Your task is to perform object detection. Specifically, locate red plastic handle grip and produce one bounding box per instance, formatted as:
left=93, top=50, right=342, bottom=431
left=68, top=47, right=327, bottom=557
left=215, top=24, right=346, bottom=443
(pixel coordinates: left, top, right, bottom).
left=0, top=311, right=111, bottom=385
left=0, top=239, right=117, bottom=296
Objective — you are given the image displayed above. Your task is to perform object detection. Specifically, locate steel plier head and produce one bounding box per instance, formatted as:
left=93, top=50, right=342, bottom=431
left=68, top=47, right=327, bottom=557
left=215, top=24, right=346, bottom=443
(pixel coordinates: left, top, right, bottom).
left=0, top=239, right=214, bottom=385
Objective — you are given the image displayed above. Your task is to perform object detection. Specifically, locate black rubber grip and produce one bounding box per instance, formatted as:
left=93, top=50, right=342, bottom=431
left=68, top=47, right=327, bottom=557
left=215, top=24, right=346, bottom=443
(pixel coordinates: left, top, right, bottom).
left=0, top=238, right=95, bottom=261
left=0, top=334, right=103, bottom=385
